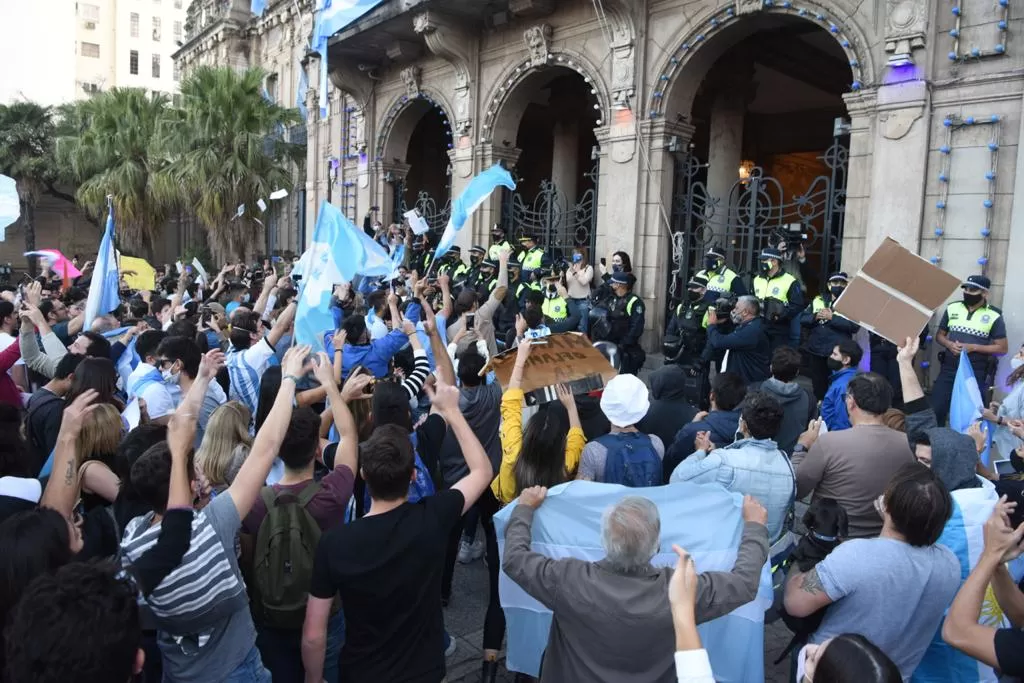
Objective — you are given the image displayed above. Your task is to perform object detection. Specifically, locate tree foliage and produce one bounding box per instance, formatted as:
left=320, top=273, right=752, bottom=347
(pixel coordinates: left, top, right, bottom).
left=0, top=102, right=59, bottom=256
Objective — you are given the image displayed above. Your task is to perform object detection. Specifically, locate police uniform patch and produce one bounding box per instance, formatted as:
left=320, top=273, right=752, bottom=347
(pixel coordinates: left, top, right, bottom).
left=982, top=315, right=991, bottom=323
left=772, top=287, right=780, bottom=295
left=718, top=276, right=725, bottom=283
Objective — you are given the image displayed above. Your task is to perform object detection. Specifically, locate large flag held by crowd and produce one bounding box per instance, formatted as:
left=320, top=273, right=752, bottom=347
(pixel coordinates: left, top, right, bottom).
left=434, top=165, right=516, bottom=262
left=493, top=481, right=773, bottom=682
left=950, top=348, right=994, bottom=465
left=83, top=202, right=121, bottom=331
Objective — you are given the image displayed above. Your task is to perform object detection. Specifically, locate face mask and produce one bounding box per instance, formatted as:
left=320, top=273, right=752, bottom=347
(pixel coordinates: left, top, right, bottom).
left=1011, top=357, right=1024, bottom=370
left=612, top=264, right=623, bottom=273
left=572, top=253, right=583, bottom=263
left=963, top=293, right=983, bottom=307
left=687, top=289, right=702, bottom=302
left=162, top=368, right=180, bottom=386
left=829, top=286, right=845, bottom=298
left=730, top=310, right=743, bottom=324
left=704, top=256, right=719, bottom=272
left=827, top=357, right=844, bottom=372
left=241, top=293, right=251, bottom=303
left=471, top=256, right=481, bottom=265
left=759, top=261, right=773, bottom=275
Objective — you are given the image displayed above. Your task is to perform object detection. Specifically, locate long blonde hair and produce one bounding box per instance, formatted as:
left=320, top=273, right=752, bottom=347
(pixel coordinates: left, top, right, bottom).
left=77, top=404, right=123, bottom=466
left=195, top=401, right=253, bottom=489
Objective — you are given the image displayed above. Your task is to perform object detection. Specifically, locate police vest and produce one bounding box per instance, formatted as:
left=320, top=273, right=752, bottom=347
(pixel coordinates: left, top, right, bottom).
left=608, top=294, right=642, bottom=340
left=526, top=280, right=542, bottom=291
left=675, top=302, right=709, bottom=330
left=697, top=268, right=739, bottom=295
left=754, top=272, right=798, bottom=303
left=521, top=247, right=544, bottom=271
left=945, top=301, right=1000, bottom=339
left=489, top=240, right=512, bottom=260
left=811, top=295, right=828, bottom=314
left=542, top=296, right=569, bottom=321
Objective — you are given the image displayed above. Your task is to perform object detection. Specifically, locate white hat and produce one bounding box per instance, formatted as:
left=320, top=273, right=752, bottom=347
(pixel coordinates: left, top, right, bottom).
left=600, top=374, right=651, bottom=428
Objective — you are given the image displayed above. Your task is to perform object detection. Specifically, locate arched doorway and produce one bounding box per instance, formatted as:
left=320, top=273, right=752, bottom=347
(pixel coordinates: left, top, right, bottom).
left=379, top=97, right=454, bottom=234
left=658, top=9, right=863, bottom=299
left=490, top=65, right=602, bottom=262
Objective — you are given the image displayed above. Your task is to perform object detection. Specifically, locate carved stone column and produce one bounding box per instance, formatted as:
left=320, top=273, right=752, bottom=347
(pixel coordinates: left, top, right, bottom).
left=414, top=11, right=476, bottom=142
left=374, top=161, right=412, bottom=228
left=600, top=0, right=640, bottom=106
left=884, top=0, right=927, bottom=65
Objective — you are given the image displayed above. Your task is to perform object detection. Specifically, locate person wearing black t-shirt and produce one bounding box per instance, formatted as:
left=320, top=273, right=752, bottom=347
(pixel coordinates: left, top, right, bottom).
left=301, top=379, right=494, bottom=683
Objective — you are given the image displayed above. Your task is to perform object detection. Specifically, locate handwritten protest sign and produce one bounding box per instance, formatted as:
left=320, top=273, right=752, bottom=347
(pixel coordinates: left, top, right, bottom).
left=489, top=333, right=617, bottom=400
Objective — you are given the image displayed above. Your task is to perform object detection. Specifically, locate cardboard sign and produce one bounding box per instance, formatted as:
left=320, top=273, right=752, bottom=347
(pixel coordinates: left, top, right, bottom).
left=489, top=333, right=617, bottom=399
left=834, top=238, right=961, bottom=345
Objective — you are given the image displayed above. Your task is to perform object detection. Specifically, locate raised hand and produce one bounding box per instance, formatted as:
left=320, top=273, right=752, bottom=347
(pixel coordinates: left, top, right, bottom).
left=518, top=486, right=547, bottom=509
left=282, top=344, right=312, bottom=379
left=198, top=349, right=226, bottom=380
left=311, top=351, right=336, bottom=389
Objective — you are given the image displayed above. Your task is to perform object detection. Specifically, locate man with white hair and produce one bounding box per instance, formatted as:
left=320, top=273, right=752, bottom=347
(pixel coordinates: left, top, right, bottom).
left=502, top=487, right=769, bottom=682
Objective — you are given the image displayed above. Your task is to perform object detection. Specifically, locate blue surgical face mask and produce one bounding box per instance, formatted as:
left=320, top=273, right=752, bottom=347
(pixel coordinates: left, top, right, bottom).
left=241, top=293, right=251, bottom=303
left=572, top=253, right=583, bottom=263
left=612, top=264, right=623, bottom=273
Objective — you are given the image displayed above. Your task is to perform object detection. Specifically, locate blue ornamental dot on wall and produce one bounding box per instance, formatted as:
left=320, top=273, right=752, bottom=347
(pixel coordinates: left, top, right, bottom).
left=798, top=8, right=807, bottom=15
left=935, top=228, right=945, bottom=236
left=943, top=118, right=953, bottom=127
left=950, top=29, right=960, bottom=37
left=940, top=145, right=951, bottom=154
left=985, top=171, right=996, bottom=180
left=816, top=13, right=825, bottom=20
left=989, top=142, right=999, bottom=151
left=937, top=200, right=947, bottom=209
left=952, top=5, right=961, bottom=14
left=998, top=19, right=1007, bottom=29
left=948, top=51, right=958, bottom=60
left=930, top=256, right=941, bottom=264
left=841, top=39, right=850, bottom=47
left=939, top=173, right=948, bottom=182
left=978, top=256, right=989, bottom=265
left=983, top=199, right=994, bottom=208
left=851, top=80, right=862, bottom=90
left=991, top=115, right=1000, bottom=122
left=995, top=44, right=1006, bottom=53
left=926, top=334, right=934, bottom=343
left=981, top=227, right=992, bottom=236
left=965, top=116, right=975, bottom=124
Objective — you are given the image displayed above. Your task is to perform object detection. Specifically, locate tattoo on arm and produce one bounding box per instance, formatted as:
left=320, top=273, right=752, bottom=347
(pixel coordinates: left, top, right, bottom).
left=800, top=568, right=824, bottom=595
left=63, top=459, right=75, bottom=486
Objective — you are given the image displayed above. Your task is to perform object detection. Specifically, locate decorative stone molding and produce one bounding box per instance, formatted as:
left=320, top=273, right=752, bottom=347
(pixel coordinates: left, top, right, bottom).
left=400, top=66, right=421, bottom=98
left=509, top=0, right=554, bottom=17
left=524, top=24, right=553, bottom=68
left=885, top=0, right=926, bottom=64
left=879, top=109, right=922, bottom=140
left=413, top=11, right=475, bottom=135
left=327, top=59, right=373, bottom=111
left=601, top=0, right=639, bottom=105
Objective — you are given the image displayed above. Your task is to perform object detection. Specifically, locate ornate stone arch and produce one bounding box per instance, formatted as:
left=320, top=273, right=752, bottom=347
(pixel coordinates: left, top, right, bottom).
left=374, top=88, right=457, bottom=163
left=647, top=0, right=877, bottom=119
left=478, top=39, right=613, bottom=147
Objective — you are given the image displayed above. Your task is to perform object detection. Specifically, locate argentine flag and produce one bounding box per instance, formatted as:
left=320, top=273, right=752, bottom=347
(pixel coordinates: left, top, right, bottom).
left=914, top=478, right=1024, bottom=682
left=83, top=204, right=121, bottom=332
left=250, top=0, right=266, bottom=15
left=293, top=202, right=364, bottom=350
left=297, top=64, right=309, bottom=120
left=494, top=481, right=773, bottom=681
left=950, top=349, right=993, bottom=465
left=434, top=165, right=516, bottom=262
left=354, top=225, right=392, bottom=277
left=313, top=0, right=386, bottom=118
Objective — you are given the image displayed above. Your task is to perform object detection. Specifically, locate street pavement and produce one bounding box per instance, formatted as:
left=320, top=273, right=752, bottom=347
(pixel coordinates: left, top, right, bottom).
left=443, top=558, right=793, bottom=683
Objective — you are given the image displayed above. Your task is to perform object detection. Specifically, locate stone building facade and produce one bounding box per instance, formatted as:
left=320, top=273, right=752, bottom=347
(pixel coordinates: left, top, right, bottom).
left=176, top=0, right=1024, bottom=380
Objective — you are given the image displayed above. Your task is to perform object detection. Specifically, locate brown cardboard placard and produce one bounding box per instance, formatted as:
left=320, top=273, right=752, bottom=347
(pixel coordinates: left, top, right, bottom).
left=490, top=333, right=617, bottom=395
left=834, top=238, right=962, bottom=345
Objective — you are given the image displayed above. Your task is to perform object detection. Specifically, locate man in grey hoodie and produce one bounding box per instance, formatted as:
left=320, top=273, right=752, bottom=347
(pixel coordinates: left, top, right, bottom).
left=637, top=364, right=699, bottom=449
left=751, top=347, right=816, bottom=455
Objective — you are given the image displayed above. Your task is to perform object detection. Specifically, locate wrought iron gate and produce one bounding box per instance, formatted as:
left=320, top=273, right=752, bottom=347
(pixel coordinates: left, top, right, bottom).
left=669, top=138, right=848, bottom=299
left=500, top=163, right=599, bottom=263
left=392, top=179, right=452, bottom=239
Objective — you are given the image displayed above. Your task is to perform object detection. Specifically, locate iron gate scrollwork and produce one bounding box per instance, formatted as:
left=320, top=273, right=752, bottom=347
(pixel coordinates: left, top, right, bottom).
left=392, top=179, right=452, bottom=239
left=669, top=139, right=848, bottom=300
left=500, top=162, right=599, bottom=263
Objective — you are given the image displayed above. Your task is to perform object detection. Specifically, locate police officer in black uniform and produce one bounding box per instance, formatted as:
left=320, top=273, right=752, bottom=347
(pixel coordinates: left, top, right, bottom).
left=665, top=274, right=711, bottom=364
left=409, top=233, right=433, bottom=276
left=465, top=245, right=487, bottom=292
left=602, top=271, right=646, bottom=375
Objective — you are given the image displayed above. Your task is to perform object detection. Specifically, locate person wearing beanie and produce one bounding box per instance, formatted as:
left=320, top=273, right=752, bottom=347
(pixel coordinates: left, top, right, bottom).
left=577, top=374, right=664, bottom=486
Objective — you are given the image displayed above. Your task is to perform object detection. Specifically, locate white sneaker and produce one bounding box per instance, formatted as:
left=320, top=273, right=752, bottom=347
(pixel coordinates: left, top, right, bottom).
left=457, top=536, right=485, bottom=564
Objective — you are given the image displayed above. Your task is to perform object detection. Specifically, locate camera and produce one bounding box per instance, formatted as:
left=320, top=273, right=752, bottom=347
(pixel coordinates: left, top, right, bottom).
left=714, top=293, right=737, bottom=317
left=773, top=223, right=808, bottom=254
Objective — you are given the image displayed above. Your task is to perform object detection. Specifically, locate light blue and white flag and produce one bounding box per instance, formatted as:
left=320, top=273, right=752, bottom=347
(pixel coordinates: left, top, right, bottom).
left=950, top=349, right=993, bottom=465
left=293, top=202, right=364, bottom=350
left=296, top=65, right=309, bottom=120
left=434, top=165, right=516, bottom=262
left=914, top=479, right=1024, bottom=683
left=494, top=481, right=773, bottom=681
left=83, top=203, right=120, bottom=332
left=354, top=226, right=391, bottom=278
left=0, top=174, right=19, bottom=240
left=388, top=243, right=406, bottom=281
left=250, top=0, right=267, bottom=15
left=313, top=0, right=387, bottom=118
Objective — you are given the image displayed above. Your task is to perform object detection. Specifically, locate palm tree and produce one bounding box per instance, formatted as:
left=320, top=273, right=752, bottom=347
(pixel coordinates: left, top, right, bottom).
left=0, top=102, right=58, bottom=264
left=156, top=66, right=304, bottom=260
left=57, top=88, right=178, bottom=259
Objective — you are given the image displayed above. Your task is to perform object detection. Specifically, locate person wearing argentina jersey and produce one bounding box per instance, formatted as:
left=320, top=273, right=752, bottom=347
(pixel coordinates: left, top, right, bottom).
left=225, top=302, right=296, bottom=428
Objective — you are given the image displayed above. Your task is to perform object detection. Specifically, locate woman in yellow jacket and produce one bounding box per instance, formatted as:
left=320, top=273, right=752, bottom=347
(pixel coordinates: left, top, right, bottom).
left=491, top=339, right=586, bottom=505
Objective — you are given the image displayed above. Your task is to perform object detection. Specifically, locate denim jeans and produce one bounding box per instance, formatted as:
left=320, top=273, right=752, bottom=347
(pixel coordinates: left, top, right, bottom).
left=219, top=645, right=272, bottom=683
left=570, top=298, right=591, bottom=334
left=255, top=610, right=345, bottom=683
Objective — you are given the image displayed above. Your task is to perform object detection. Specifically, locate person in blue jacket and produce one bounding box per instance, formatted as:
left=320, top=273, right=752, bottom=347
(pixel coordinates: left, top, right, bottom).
left=705, top=295, right=770, bottom=385
left=820, top=337, right=863, bottom=432
left=661, top=371, right=748, bottom=480
left=323, top=313, right=413, bottom=379
left=801, top=272, right=860, bottom=400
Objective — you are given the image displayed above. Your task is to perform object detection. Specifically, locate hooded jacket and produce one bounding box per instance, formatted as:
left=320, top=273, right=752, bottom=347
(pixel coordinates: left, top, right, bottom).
left=439, top=383, right=502, bottom=486
left=927, top=427, right=982, bottom=492
left=662, top=408, right=741, bottom=481
left=637, top=365, right=699, bottom=449
left=753, top=377, right=815, bottom=455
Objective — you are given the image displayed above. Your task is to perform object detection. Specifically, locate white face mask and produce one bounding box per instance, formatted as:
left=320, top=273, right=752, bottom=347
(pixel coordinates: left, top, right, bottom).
left=162, top=367, right=180, bottom=386
left=1012, top=357, right=1024, bottom=370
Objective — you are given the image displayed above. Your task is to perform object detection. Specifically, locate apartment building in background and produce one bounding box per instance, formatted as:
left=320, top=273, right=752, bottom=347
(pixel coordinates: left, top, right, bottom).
left=0, top=0, right=188, bottom=105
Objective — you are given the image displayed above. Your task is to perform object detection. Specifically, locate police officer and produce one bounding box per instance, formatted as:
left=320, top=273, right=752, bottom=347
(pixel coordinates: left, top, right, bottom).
left=603, top=271, right=646, bottom=375
left=489, top=224, right=513, bottom=261
left=495, top=259, right=529, bottom=339
left=409, top=233, right=433, bottom=276
left=932, top=274, right=1008, bottom=425
left=696, top=246, right=747, bottom=305
left=517, top=232, right=551, bottom=285
left=753, top=247, right=804, bottom=353
left=465, top=245, right=487, bottom=291
left=539, top=269, right=575, bottom=332
left=801, top=272, right=860, bottom=400
left=437, top=245, right=469, bottom=284
left=665, top=274, right=710, bottom=364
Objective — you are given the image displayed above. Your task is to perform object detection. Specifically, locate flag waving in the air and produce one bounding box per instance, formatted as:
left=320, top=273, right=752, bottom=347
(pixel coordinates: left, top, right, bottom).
left=83, top=201, right=120, bottom=332
left=434, top=165, right=516, bottom=262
